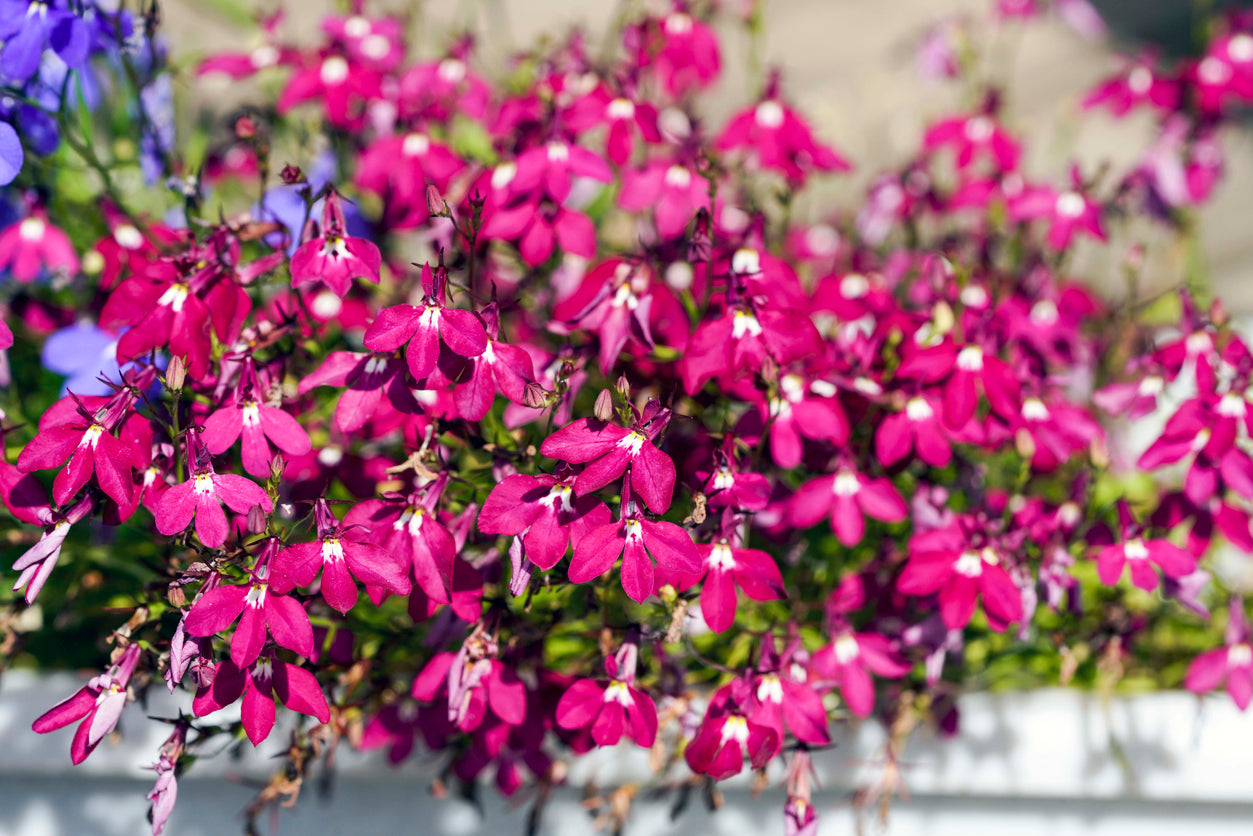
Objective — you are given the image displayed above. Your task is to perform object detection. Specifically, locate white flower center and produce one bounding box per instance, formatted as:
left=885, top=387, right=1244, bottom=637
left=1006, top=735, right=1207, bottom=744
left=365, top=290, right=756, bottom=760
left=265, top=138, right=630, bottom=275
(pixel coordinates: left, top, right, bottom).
left=491, top=162, right=517, bottom=190
left=364, top=356, right=388, bottom=376
left=403, top=133, right=430, bottom=156
left=1219, top=393, right=1247, bottom=418
left=81, top=424, right=105, bottom=449
left=193, top=472, right=215, bottom=496
left=1138, top=376, right=1163, bottom=396
left=611, top=283, right=639, bottom=310
left=604, top=680, right=634, bottom=705
left=1055, top=191, right=1086, bottom=219
left=1127, top=66, right=1153, bottom=95
left=961, top=285, right=989, bottom=308
left=754, top=100, right=785, bottom=129
left=241, top=402, right=261, bottom=427
left=616, top=432, right=647, bottom=457
left=320, top=56, right=350, bottom=85
left=905, top=397, right=933, bottom=421
left=756, top=674, right=784, bottom=704
left=833, top=634, right=860, bottom=664
left=664, top=165, right=692, bottom=188
left=245, top=583, right=268, bottom=608
left=1021, top=398, right=1050, bottom=421
left=1199, top=56, right=1231, bottom=85
left=607, top=98, right=635, bottom=120
left=1124, top=539, right=1149, bottom=561
left=19, top=217, right=46, bottom=241
left=664, top=13, right=693, bottom=35
left=832, top=470, right=860, bottom=496
left=322, top=537, right=345, bottom=564
left=964, top=116, right=993, bottom=143
left=1030, top=299, right=1059, bottom=326
left=547, top=142, right=570, bottom=163
left=437, top=59, right=466, bottom=83
left=954, top=550, right=984, bottom=577
left=731, top=248, right=761, bottom=276
left=732, top=310, right=763, bottom=339
left=113, top=224, right=143, bottom=249
left=250, top=46, right=278, bottom=69
left=1231, top=34, right=1253, bottom=63
left=708, top=543, right=736, bottom=571
left=537, top=485, right=574, bottom=513
left=720, top=715, right=750, bottom=746
left=343, top=16, right=370, bottom=38
left=840, top=273, right=870, bottom=299
left=1229, top=644, right=1253, bottom=667
left=956, top=345, right=984, bottom=371
left=362, top=35, right=390, bottom=60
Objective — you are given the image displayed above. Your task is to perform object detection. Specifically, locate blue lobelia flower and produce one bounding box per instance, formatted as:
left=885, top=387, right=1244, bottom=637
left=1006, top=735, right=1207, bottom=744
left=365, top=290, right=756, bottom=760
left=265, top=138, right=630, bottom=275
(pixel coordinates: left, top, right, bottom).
left=0, top=120, right=20, bottom=185
left=42, top=322, right=127, bottom=396
left=0, top=0, right=90, bottom=84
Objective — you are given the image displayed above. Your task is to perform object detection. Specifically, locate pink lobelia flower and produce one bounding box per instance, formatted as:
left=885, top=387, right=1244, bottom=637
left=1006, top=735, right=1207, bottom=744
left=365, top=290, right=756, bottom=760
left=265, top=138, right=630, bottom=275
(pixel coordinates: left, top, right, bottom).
left=1094, top=502, right=1196, bottom=592
left=685, top=677, right=779, bottom=780
left=477, top=467, right=611, bottom=571
left=1083, top=58, right=1180, bottom=116
left=561, top=259, right=662, bottom=375
left=355, top=131, right=464, bottom=227
left=555, top=635, right=658, bottom=748
left=276, top=52, right=382, bottom=128
left=410, top=625, right=527, bottom=732
left=642, top=11, right=722, bottom=97
left=146, top=719, right=187, bottom=836
left=478, top=195, right=597, bottom=267
left=738, top=372, right=851, bottom=469
left=923, top=112, right=1020, bottom=171
left=269, top=498, right=411, bottom=613
left=747, top=640, right=830, bottom=746
left=450, top=303, right=536, bottom=421
left=363, top=258, right=487, bottom=382
left=540, top=397, right=677, bottom=514
left=564, top=86, right=662, bottom=166
left=568, top=491, right=701, bottom=603
left=679, top=296, right=823, bottom=396
left=17, top=389, right=140, bottom=508
left=505, top=140, right=614, bottom=205
left=655, top=511, right=784, bottom=633
left=875, top=393, right=952, bottom=468
left=0, top=212, right=79, bottom=282
left=617, top=161, right=707, bottom=239
left=298, top=349, right=421, bottom=434
left=1009, top=178, right=1106, bottom=251
left=897, top=520, right=1024, bottom=630
left=201, top=359, right=311, bottom=478
left=192, top=653, right=330, bottom=745
left=155, top=431, right=273, bottom=549
left=11, top=495, right=93, bottom=604
left=895, top=339, right=1021, bottom=428
left=32, top=644, right=141, bottom=764
left=343, top=475, right=457, bottom=605
left=716, top=83, right=851, bottom=185
left=1186, top=598, right=1253, bottom=710
left=812, top=630, right=911, bottom=718
left=695, top=436, right=771, bottom=512
left=789, top=462, right=908, bottom=547
left=183, top=543, right=314, bottom=668
left=290, top=188, right=382, bottom=297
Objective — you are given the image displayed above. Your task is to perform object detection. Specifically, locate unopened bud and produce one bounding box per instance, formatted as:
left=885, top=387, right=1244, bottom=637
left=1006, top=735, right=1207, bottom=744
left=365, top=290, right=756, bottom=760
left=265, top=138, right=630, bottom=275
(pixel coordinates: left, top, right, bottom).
left=167, top=584, right=187, bottom=608
left=594, top=389, right=614, bottom=422
left=426, top=184, right=447, bottom=216
left=164, top=356, right=186, bottom=392
left=280, top=163, right=304, bottom=185
left=246, top=504, right=268, bottom=535
left=687, top=208, right=712, bottom=262
left=1210, top=298, right=1229, bottom=328
left=559, top=360, right=576, bottom=380
left=234, top=116, right=257, bottom=139
left=269, top=454, right=286, bottom=482
left=760, top=355, right=779, bottom=386
left=616, top=374, right=631, bottom=398
left=523, top=382, right=549, bottom=409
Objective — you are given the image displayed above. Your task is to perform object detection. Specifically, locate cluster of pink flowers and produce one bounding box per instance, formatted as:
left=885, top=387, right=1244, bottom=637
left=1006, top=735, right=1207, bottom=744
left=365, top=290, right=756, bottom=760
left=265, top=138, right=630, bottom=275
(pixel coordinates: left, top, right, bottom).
left=5, top=1, right=1253, bottom=833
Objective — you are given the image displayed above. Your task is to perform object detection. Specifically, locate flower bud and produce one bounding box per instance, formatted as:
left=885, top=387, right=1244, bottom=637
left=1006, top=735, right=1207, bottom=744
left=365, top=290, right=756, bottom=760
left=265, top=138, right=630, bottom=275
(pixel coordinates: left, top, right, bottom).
left=246, top=504, right=268, bottom=535
left=616, top=374, right=631, bottom=398
left=269, top=454, right=286, bottom=482
left=594, top=388, right=614, bottom=422
left=523, top=382, right=549, bottom=409
left=234, top=116, right=257, bottom=139
left=426, top=184, right=447, bottom=216
left=166, top=583, right=186, bottom=608
left=164, top=356, right=186, bottom=392
left=280, top=163, right=305, bottom=185
left=687, top=208, right=712, bottom=262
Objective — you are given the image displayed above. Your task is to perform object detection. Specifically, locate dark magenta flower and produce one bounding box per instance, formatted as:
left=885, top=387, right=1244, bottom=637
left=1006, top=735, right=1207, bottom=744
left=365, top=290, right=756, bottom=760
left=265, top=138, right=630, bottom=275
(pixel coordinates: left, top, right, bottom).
left=154, top=432, right=273, bottom=549
left=32, top=644, right=140, bottom=764
left=290, top=188, right=382, bottom=297
left=192, top=653, right=330, bottom=745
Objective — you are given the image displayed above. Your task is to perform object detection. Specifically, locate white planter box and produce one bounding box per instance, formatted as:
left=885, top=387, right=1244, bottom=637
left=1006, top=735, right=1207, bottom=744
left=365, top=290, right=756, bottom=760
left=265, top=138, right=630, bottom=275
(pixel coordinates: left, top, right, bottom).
left=2, top=671, right=1252, bottom=835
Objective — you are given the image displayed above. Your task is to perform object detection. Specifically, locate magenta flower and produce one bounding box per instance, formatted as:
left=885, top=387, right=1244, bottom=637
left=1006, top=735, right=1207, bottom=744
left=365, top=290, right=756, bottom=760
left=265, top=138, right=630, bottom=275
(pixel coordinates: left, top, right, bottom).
left=479, top=195, right=597, bottom=267
left=562, top=259, right=662, bottom=375
left=740, top=373, right=850, bottom=469
left=540, top=398, right=677, bottom=514
left=343, top=477, right=457, bottom=605
left=565, top=87, right=661, bottom=166
left=0, top=212, right=79, bottom=282
left=32, top=644, right=141, bottom=764
left=680, top=301, right=822, bottom=396
left=569, top=497, right=700, bottom=603
left=897, top=522, right=1023, bottom=630
left=812, top=631, right=911, bottom=718
left=17, top=390, right=139, bottom=508
left=875, top=393, right=952, bottom=469
left=1083, top=60, right=1180, bottom=116
left=290, top=189, right=382, bottom=297
left=478, top=469, right=610, bottom=570
left=746, top=643, right=830, bottom=746
left=655, top=514, right=784, bottom=632
left=298, top=350, right=420, bottom=434
left=923, top=112, right=1020, bottom=171
left=1186, top=599, right=1253, bottom=710
left=192, top=654, right=330, bottom=745
left=451, top=303, right=536, bottom=421
left=1094, top=503, right=1196, bottom=592
left=270, top=498, right=411, bottom=613
left=356, top=131, right=463, bottom=226
left=1010, top=180, right=1105, bottom=251
left=183, top=557, right=314, bottom=669
left=717, top=88, right=851, bottom=185
left=11, top=495, right=92, bottom=604
left=685, top=681, right=778, bottom=780
left=202, top=361, right=311, bottom=478
left=618, top=162, right=707, bottom=239
left=695, top=436, right=771, bottom=511
left=363, top=260, right=487, bottom=382
left=411, top=629, right=527, bottom=732
left=789, top=464, right=908, bottom=547
left=147, top=720, right=187, bottom=836
left=155, top=433, right=273, bottom=549
left=644, top=12, right=721, bottom=96
left=277, top=53, right=381, bottom=128
left=555, top=637, right=657, bottom=748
